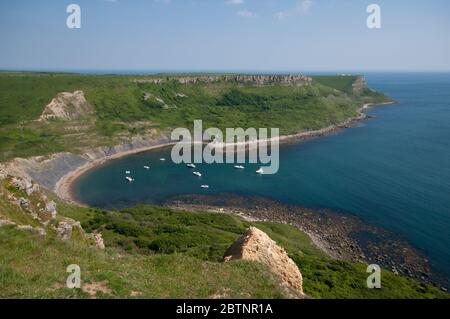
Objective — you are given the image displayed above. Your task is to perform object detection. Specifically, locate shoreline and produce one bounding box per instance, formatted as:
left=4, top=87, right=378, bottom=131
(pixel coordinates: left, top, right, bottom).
left=55, top=142, right=176, bottom=204
left=165, top=193, right=447, bottom=290
left=56, top=101, right=394, bottom=205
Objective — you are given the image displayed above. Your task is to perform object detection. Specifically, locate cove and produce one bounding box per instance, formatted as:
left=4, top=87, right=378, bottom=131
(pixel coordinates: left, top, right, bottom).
left=72, top=73, right=450, bottom=282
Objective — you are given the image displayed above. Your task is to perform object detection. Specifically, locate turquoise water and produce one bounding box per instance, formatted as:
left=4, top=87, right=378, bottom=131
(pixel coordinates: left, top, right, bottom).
left=73, top=73, right=450, bottom=280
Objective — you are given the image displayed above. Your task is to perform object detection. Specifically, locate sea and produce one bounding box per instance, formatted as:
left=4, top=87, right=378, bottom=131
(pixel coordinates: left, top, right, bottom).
left=72, top=72, right=450, bottom=282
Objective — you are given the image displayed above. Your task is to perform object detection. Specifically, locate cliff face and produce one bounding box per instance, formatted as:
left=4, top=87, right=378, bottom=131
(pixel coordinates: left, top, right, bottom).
left=133, top=74, right=313, bottom=86
left=224, top=227, right=305, bottom=298
left=3, top=134, right=171, bottom=194
left=352, top=76, right=368, bottom=93
left=39, top=91, right=93, bottom=121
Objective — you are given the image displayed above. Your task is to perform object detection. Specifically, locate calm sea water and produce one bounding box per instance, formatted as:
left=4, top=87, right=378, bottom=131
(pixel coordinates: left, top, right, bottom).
left=73, top=73, right=450, bottom=280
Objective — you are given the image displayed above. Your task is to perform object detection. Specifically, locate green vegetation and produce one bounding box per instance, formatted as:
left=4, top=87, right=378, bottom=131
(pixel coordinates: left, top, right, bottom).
left=0, top=226, right=285, bottom=298
left=0, top=72, right=390, bottom=161
left=78, top=206, right=447, bottom=299
left=2, top=71, right=426, bottom=299
left=3, top=199, right=443, bottom=299
left=313, top=75, right=358, bottom=93
left=0, top=175, right=447, bottom=299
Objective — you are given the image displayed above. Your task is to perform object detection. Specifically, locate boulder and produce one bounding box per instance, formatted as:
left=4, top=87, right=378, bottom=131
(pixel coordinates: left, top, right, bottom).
left=92, top=232, right=105, bottom=249
left=45, top=200, right=57, bottom=219
left=56, top=221, right=73, bottom=240
left=224, top=227, right=304, bottom=298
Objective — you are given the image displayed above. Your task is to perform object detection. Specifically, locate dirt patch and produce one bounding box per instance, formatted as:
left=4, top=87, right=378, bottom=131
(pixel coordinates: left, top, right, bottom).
left=82, top=281, right=113, bottom=297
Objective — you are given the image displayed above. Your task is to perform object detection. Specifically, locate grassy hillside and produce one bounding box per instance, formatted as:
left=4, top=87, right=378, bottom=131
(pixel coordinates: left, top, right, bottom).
left=0, top=226, right=287, bottom=298
left=2, top=72, right=426, bottom=299
left=0, top=72, right=390, bottom=161
left=0, top=172, right=446, bottom=299
left=312, top=75, right=358, bottom=93
left=2, top=196, right=443, bottom=299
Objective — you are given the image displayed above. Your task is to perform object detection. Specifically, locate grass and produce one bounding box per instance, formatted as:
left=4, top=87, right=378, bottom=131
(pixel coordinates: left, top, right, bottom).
left=0, top=226, right=285, bottom=298
left=1, top=71, right=425, bottom=299
left=68, top=205, right=450, bottom=299
left=0, top=72, right=390, bottom=161
left=312, top=76, right=358, bottom=93
left=0, top=198, right=447, bottom=299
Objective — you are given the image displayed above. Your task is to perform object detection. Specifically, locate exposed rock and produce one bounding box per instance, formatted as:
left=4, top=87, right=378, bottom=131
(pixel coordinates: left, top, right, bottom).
left=17, top=225, right=34, bottom=231
left=17, top=197, right=30, bottom=208
left=223, top=227, right=304, bottom=298
left=11, top=177, right=32, bottom=190
left=0, top=167, right=7, bottom=180
left=56, top=221, right=74, bottom=240
left=35, top=227, right=47, bottom=237
left=45, top=200, right=57, bottom=219
left=133, top=74, right=313, bottom=86
left=352, top=76, right=367, bottom=93
left=26, top=183, right=40, bottom=196
left=0, top=219, right=17, bottom=227
left=39, top=91, right=92, bottom=121
left=91, top=232, right=105, bottom=249
left=4, top=133, right=170, bottom=194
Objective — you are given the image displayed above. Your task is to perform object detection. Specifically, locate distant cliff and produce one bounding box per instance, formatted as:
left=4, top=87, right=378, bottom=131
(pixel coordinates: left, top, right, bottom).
left=133, top=74, right=313, bottom=85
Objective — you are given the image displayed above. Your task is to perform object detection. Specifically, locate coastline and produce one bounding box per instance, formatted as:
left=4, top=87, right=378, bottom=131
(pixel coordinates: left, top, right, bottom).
left=56, top=101, right=394, bottom=205
left=166, top=193, right=447, bottom=289
left=55, top=142, right=176, bottom=204
left=11, top=98, right=446, bottom=288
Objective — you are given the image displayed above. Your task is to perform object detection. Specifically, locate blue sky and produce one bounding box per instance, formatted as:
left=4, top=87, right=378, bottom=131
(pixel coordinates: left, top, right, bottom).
left=0, top=0, right=449, bottom=72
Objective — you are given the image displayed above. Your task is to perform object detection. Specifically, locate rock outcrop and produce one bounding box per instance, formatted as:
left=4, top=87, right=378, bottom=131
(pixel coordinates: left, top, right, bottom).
left=39, top=91, right=92, bottom=121
left=0, top=172, right=105, bottom=249
left=352, top=76, right=368, bottom=93
left=224, top=227, right=304, bottom=298
left=133, top=74, right=312, bottom=86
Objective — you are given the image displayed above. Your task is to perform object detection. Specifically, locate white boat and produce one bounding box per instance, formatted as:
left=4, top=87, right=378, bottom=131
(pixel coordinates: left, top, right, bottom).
left=234, top=165, right=245, bottom=169
left=186, top=163, right=196, bottom=168
left=160, top=158, right=166, bottom=161
left=193, top=171, right=202, bottom=177
left=125, top=170, right=131, bottom=174
left=144, top=166, right=150, bottom=170
left=256, top=167, right=264, bottom=174
left=200, top=185, right=209, bottom=189
left=125, top=176, right=134, bottom=182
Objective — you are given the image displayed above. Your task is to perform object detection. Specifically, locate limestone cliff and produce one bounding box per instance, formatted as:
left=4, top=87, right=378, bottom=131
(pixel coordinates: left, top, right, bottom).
left=133, top=74, right=313, bottom=86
